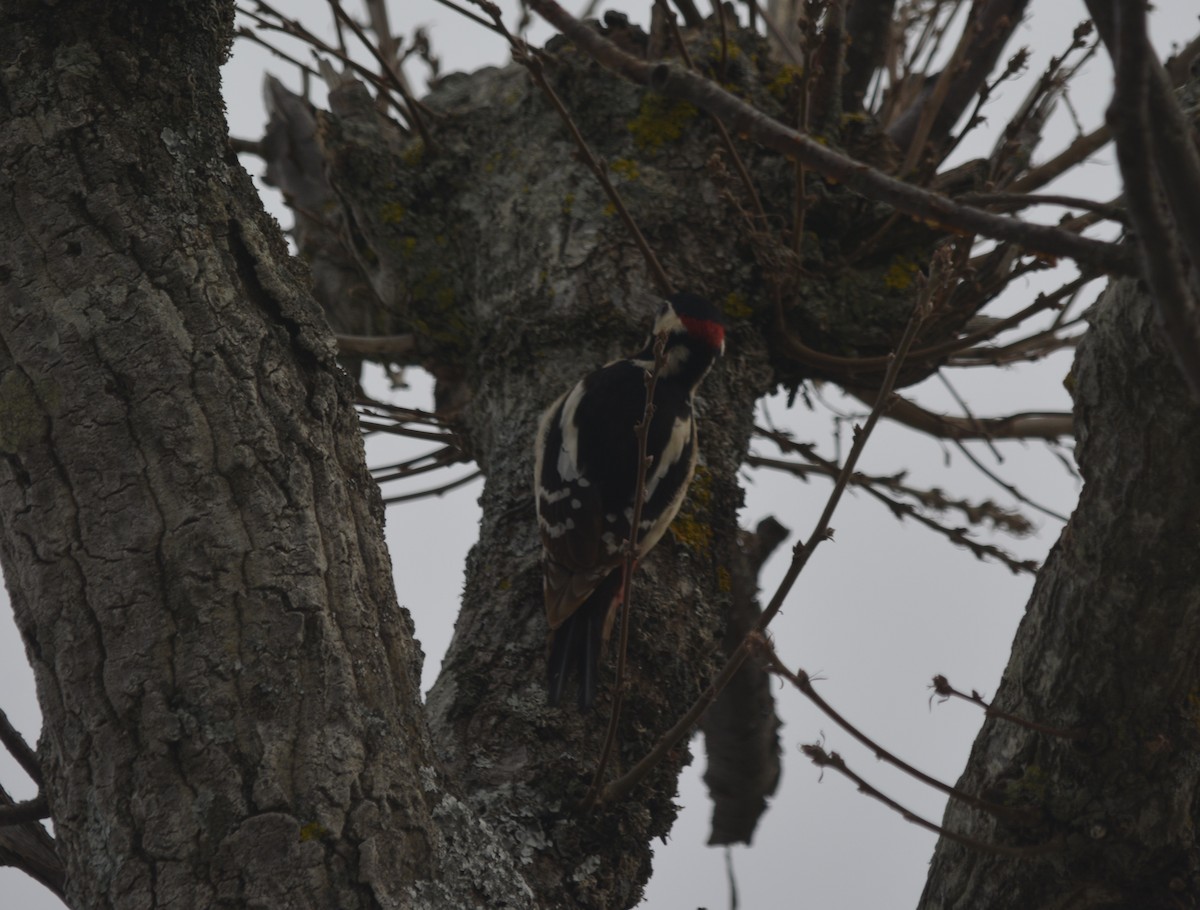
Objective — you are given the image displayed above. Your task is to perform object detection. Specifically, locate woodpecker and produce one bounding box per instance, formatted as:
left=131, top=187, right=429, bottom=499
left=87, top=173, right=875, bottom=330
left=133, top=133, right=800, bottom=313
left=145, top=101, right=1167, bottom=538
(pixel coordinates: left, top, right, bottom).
left=534, top=292, right=726, bottom=709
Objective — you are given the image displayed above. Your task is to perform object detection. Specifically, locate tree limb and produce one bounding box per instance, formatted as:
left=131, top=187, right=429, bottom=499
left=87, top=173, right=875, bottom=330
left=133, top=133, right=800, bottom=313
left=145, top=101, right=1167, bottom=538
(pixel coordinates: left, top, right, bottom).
left=525, top=0, right=1138, bottom=277
left=889, top=0, right=1031, bottom=155
left=847, top=389, right=1074, bottom=441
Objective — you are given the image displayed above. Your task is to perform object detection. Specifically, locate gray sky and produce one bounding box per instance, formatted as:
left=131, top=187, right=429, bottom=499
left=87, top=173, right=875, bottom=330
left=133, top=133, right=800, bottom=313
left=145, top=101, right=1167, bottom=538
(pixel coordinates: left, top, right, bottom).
left=1, top=2, right=1197, bottom=907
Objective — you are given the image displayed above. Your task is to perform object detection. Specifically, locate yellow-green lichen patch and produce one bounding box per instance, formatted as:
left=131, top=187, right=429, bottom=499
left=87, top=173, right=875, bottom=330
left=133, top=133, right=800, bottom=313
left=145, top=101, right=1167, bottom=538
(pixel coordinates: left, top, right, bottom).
left=708, top=37, right=743, bottom=61
left=627, top=93, right=698, bottom=151
left=883, top=255, right=919, bottom=290
left=670, top=466, right=714, bottom=552
left=999, top=764, right=1050, bottom=808
left=561, top=193, right=575, bottom=216
left=716, top=565, right=732, bottom=593
left=401, top=140, right=425, bottom=168
left=380, top=202, right=407, bottom=224
left=482, top=149, right=504, bottom=174
left=766, top=65, right=802, bottom=99
left=299, top=822, right=329, bottom=842
left=722, top=290, right=752, bottom=319
left=608, top=158, right=640, bottom=181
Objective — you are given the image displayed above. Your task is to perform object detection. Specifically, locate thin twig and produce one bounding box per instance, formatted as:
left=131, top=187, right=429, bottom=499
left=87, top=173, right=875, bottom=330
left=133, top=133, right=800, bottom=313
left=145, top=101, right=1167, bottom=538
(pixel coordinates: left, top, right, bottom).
left=379, top=470, right=482, bottom=504
left=658, top=0, right=766, bottom=222
left=747, top=454, right=1038, bottom=573
left=760, top=644, right=1031, bottom=821
left=323, top=0, right=433, bottom=148
left=802, top=744, right=1058, bottom=857
left=235, top=25, right=322, bottom=80
left=427, top=0, right=504, bottom=33
left=371, top=447, right=464, bottom=484
left=958, top=192, right=1126, bottom=223
left=952, top=438, right=1069, bottom=523
left=371, top=446, right=460, bottom=475
left=238, top=4, right=420, bottom=124
left=845, top=389, right=1074, bottom=443
left=898, top=6, right=978, bottom=175
left=932, top=675, right=1085, bottom=739
left=336, top=333, right=417, bottom=356
left=582, top=333, right=669, bottom=810
left=752, top=428, right=1034, bottom=533
left=356, top=420, right=459, bottom=443
left=353, top=398, right=453, bottom=426
left=938, top=371, right=1003, bottom=462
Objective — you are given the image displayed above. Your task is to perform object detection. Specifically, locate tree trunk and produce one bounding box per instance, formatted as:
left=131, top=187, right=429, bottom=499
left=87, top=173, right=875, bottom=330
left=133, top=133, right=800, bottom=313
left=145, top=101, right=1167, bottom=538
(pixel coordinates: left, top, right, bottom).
left=919, top=277, right=1200, bottom=908
left=0, top=3, right=496, bottom=907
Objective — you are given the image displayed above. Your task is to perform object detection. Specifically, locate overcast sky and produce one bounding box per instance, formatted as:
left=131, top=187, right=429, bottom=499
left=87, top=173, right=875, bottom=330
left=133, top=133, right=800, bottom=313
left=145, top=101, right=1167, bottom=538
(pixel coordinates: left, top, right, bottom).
left=2, top=2, right=1198, bottom=908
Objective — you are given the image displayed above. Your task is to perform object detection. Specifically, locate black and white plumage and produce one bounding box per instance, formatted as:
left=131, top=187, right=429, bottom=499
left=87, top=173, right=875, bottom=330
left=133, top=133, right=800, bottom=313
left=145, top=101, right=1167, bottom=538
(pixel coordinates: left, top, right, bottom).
left=534, top=292, right=726, bottom=709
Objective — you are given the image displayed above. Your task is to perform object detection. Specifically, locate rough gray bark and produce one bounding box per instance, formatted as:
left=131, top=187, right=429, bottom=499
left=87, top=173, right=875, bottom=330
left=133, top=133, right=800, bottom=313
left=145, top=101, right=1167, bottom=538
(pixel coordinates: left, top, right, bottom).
left=919, top=277, right=1200, bottom=908
left=0, top=3, right=527, bottom=908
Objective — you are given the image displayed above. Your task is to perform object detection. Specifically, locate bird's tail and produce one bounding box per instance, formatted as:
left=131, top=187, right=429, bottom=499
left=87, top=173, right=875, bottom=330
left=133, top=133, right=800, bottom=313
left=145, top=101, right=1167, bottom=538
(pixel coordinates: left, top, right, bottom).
left=546, top=569, right=623, bottom=711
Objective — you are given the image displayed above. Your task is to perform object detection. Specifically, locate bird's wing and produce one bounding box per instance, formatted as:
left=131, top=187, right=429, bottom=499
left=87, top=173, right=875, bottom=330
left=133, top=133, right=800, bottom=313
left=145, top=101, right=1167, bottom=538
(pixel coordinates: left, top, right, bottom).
left=536, top=364, right=645, bottom=628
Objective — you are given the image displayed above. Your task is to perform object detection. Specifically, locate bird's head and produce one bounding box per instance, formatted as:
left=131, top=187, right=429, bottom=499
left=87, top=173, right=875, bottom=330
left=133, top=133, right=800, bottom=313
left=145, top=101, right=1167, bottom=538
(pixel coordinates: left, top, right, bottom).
left=653, top=292, right=726, bottom=357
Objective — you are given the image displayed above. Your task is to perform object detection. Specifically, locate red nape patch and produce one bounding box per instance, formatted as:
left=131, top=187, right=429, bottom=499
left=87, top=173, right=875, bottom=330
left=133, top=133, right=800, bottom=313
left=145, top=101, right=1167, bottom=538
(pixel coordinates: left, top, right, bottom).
left=680, top=315, right=726, bottom=351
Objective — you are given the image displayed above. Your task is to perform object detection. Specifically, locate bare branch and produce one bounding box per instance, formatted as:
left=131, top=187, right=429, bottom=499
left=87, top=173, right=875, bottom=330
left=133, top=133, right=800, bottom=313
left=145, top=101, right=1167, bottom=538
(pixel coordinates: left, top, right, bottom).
left=335, top=333, right=416, bottom=356
left=0, top=783, right=62, bottom=899
left=846, top=389, right=1074, bottom=442
left=931, top=675, right=1086, bottom=739
left=235, top=25, right=321, bottom=80
left=747, top=454, right=1039, bottom=573
left=889, top=0, right=1031, bottom=157
left=525, top=0, right=1138, bottom=277
left=957, top=191, right=1125, bottom=223
left=0, top=797, right=49, bottom=827
left=761, top=646, right=1030, bottom=821
left=951, top=437, right=1070, bottom=523
left=751, top=430, right=1034, bottom=533
left=323, top=0, right=433, bottom=148
left=801, top=744, right=1057, bottom=857
left=0, top=708, right=41, bottom=786
left=427, top=0, right=504, bottom=33
left=378, top=470, right=482, bottom=505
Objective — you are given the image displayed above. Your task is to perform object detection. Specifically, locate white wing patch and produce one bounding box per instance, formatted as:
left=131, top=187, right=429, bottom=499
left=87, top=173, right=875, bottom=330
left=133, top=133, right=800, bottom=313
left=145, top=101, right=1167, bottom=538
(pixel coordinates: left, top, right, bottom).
left=555, top=381, right=587, bottom=482
left=643, top=415, right=693, bottom=500
left=539, top=486, right=573, bottom=505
